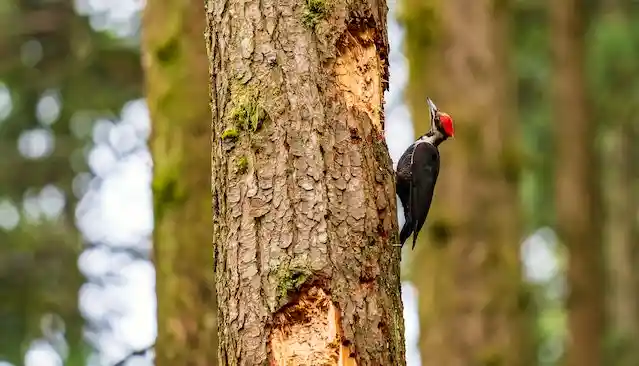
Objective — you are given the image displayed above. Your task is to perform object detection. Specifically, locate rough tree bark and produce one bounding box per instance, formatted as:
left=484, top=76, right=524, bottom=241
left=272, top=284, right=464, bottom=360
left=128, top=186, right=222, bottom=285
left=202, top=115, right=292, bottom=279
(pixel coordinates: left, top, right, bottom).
left=550, top=1, right=604, bottom=366
left=402, top=0, right=531, bottom=364
left=142, top=0, right=217, bottom=365
left=205, top=0, right=406, bottom=364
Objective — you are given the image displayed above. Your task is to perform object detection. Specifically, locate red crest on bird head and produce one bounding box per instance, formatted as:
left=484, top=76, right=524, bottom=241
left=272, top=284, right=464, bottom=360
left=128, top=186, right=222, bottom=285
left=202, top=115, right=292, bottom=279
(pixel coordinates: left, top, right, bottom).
left=426, top=97, right=454, bottom=138
left=438, top=112, right=454, bottom=137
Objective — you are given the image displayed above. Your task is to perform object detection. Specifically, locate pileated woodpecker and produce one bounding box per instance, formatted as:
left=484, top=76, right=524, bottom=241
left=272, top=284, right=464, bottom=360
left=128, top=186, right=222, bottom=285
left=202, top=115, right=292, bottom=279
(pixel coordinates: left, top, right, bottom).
left=396, top=97, right=455, bottom=249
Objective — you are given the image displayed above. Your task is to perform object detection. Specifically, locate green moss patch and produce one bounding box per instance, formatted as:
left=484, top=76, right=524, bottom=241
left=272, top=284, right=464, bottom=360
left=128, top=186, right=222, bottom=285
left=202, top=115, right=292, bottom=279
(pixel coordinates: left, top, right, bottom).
left=302, top=0, right=328, bottom=29
left=230, top=93, right=267, bottom=132
left=276, top=265, right=312, bottom=300
left=236, top=156, right=248, bottom=174
left=221, top=127, right=240, bottom=141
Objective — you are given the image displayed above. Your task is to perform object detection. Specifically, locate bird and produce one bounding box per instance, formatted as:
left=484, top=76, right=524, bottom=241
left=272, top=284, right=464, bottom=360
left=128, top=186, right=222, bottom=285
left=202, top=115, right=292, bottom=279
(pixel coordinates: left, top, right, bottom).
left=395, top=97, right=455, bottom=249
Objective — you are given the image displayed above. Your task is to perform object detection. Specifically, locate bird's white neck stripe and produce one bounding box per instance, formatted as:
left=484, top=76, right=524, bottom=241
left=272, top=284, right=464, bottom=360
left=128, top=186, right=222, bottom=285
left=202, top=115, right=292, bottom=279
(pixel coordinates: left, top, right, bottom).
left=410, top=137, right=432, bottom=167
left=418, top=134, right=438, bottom=146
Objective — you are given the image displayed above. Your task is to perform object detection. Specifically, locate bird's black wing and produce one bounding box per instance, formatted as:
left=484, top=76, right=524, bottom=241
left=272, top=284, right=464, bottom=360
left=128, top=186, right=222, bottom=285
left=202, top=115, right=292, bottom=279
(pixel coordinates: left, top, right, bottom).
left=410, top=141, right=440, bottom=249
left=396, top=144, right=415, bottom=207
left=396, top=144, right=416, bottom=245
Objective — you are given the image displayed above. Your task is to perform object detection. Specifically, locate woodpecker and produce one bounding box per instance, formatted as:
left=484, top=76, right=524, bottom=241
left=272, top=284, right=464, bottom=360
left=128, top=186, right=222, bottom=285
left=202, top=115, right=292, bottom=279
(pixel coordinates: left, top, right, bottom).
left=396, top=97, right=455, bottom=249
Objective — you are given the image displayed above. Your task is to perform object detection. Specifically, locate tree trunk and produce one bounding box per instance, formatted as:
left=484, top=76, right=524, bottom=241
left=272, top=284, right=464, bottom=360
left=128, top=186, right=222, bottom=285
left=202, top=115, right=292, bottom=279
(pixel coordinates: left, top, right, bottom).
left=402, top=0, right=531, bottom=365
left=142, top=0, right=217, bottom=365
left=597, top=4, right=639, bottom=363
left=206, top=0, right=406, bottom=364
left=550, top=1, right=604, bottom=366
left=606, top=119, right=639, bottom=365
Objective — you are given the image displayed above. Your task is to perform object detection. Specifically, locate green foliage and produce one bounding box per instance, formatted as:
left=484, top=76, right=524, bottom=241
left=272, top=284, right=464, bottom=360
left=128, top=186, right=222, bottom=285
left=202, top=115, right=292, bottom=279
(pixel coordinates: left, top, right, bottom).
left=302, top=0, right=328, bottom=29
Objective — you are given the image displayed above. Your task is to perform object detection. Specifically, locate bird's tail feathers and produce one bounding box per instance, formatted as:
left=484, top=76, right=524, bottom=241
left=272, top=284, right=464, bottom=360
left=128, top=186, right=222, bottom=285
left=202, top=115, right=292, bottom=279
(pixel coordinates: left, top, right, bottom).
left=399, top=222, right=412, bottom=247
left=411, top=219, right=420, bottom=250
left=409, top=167, right=420, bottom=250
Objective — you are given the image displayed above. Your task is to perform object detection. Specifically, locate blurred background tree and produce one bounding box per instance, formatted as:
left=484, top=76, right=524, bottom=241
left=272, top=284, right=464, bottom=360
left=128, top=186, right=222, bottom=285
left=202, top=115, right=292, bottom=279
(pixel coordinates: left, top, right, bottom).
left=142, top=0, right=217, bottom=364
left=400, top=0, right=533, bottom=364
left=1, top=0, right=638, bottom=365
left=551, top=1, right=604, bottom=365
left=590, top=1, right=639, bottom=364
left=400, top=0, right=639, bottom=365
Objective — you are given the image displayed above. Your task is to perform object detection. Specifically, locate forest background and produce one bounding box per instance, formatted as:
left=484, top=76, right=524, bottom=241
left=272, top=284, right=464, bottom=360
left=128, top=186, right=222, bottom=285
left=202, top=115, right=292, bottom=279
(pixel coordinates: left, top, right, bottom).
left=0, top=0, right=638, bottom=365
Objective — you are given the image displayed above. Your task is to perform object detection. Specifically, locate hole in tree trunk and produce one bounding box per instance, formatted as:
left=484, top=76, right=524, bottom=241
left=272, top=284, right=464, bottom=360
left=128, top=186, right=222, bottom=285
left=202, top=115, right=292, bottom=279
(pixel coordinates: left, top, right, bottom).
left=269, top=287, right=357, bottom=365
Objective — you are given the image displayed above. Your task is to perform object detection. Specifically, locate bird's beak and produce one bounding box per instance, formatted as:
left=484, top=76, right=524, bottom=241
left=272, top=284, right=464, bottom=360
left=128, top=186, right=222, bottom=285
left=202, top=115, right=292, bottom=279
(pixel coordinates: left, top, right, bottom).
left=426, top=97, right=438, bottom=112
left=426, top=97, right=438, bottom=131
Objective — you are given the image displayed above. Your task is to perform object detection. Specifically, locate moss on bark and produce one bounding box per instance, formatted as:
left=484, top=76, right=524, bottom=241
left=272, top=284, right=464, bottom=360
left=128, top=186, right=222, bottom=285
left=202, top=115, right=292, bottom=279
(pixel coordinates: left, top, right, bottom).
left=206, top=0, right=406, bottom=363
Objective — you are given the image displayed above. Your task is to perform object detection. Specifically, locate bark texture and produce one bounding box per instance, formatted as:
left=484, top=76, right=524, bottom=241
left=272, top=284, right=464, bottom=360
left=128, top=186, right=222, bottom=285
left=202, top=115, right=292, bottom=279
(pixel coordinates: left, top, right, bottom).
left=550, top=1, right=604, bottom=366
left=206, top=0, right=405, bottom=365
left=402, top=0, right=531, bottom=365
left=142, top=0, right=217, bottom=365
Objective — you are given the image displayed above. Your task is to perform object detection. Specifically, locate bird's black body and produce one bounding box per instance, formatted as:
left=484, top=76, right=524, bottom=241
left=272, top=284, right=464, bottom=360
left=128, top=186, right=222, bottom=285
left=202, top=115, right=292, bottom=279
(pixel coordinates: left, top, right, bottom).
left=395, top=97, right=453, bottom=249
left=396, top=133, right=442, bottom=249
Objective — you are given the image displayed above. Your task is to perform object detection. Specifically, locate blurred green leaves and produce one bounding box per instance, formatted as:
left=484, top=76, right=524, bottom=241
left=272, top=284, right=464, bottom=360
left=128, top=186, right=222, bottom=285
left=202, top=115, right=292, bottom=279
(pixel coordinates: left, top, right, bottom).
left=0, top=0, right=143, bottom=364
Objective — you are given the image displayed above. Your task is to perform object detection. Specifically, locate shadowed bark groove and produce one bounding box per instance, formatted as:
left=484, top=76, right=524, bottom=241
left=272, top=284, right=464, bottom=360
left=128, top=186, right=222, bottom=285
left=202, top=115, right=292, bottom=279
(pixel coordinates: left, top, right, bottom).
left=206, top=0, right=405, bottom=364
